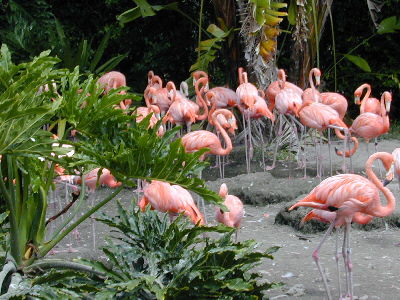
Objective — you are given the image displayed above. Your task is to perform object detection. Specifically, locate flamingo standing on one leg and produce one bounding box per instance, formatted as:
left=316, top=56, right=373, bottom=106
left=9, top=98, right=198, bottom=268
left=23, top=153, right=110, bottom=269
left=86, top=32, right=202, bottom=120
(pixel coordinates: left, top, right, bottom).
left=215, top=183, right=244, bottom=242
left=97, top=71, right=132, bottom=110
left=289, top=152, right=396, bottom=300
left=138, top=180, right=204, bottom=225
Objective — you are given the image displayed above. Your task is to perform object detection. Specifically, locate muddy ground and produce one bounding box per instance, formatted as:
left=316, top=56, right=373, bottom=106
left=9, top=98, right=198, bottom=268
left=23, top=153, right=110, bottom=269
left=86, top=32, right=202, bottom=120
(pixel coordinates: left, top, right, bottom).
left=49, top=137, right=400, bottom=299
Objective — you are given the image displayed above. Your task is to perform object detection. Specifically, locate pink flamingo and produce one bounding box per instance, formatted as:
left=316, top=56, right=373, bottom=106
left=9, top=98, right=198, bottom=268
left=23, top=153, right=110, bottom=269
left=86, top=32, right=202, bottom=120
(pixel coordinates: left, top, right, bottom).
left=138, top=180, right=204, bottom=225
left=354, top=83, right=381, bottom=115
left=215, top=183, right=244, bottom=242
left=146, top=76, right=171, bottom=116
left=336, top=91, right=392, bottom=157
left=266, top=69, right=303, bottom=172
left=289, top=152, right=395, bottom=300
left=162, top=81, right=197, bottom=133
left=294, top=93, right=356, bottom=177
left=134, top=105, right=164, bottom=137
left=97, top=71, right=132, bottom=110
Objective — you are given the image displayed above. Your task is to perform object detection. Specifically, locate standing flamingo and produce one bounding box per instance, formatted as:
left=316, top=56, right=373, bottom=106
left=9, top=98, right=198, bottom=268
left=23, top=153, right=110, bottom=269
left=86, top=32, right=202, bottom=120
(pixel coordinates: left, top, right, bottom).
left=266, top=69, right=303, bottom=171
left=354, top=83, right=381, bottom=115
left=289, top=152, right=396, bottom=300
left=138, top=180, right=204, bottom=225
left=97, top=71, right=132, bottom=110
left=215, top=183, right=244, bottom=242
left=336, top=91, right=392, bottom=157
left=294, top=94, right=356, bottom=177
left=162, top=81, right=198, bottom=133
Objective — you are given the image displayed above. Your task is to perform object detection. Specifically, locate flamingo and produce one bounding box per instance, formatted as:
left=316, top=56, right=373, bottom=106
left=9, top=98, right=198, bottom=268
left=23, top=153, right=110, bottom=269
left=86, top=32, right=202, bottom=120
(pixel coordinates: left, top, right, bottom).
left=289, top=151, right=396, bottom=300
left=293, top=93, right=356, bottom=177
left=266, top=69, right=304, bottom=172
left=354, top=83, right=381, bottom=115
left=97, top=71, right=132, bottom=110
left=214, top=183, right=244, bottom=242
left=134, top=105, right=164, bottom=136
left=138, top=180, right=204, bottom=225
left=181, top=108, right=237, bottom=161
left=336, top=91, right=392, bottom=157
left=384, top=148, right=400, bottom=190
left=162, top=81, right=198, bottom=133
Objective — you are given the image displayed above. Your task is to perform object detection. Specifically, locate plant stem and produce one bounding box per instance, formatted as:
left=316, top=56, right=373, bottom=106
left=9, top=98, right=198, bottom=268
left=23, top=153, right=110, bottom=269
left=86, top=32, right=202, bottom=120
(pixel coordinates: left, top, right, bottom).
left=197, top=0, right=205, bottom=60
left=311, top=0, right=320, bottom=68
left=324, top=34, right=377, bottom=77
left=24, top=259, right=105, bottom=277
left=328, top=5, right=337, bottom=90
left=39, top=186, right=123, bottom=257
left=0, top=160, right=22, bottom=265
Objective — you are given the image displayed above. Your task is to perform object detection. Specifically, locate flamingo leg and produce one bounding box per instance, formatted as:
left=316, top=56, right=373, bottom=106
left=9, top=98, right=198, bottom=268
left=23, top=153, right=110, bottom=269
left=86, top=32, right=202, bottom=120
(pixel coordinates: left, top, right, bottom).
left=334, top=228, right=342, bottom=298
left=247, top=114, right=253, bottom=172
left=256, top=121, right=266, bottom=170
left=327, top=128, right=333, bottom=176
left=198, top=171, right=208, bottom=224
left=90, top=193, right=96, bottom=250
left=342, top=222, right=353, bottom=299
left=266, top=114, right=283, bottom=171
left=319, top=132, right=324, bottom=177
left=242, top=112, right=250, bottom=174
left=312, top=220, right=335, bottom=300
left=235, top=228, right=239, bottom=243
left=309, top=130, right=320, bottom=178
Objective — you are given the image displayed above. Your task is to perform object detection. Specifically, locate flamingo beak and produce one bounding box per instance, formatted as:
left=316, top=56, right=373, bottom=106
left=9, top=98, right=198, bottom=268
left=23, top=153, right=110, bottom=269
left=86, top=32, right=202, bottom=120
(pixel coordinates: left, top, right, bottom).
left=385, top=101, right=391, bottom=113
left=354, top=96, right=360, bottom=105
left=315, top=76, right=320, bottom=86
left=383, top=164, right=394, bottom=186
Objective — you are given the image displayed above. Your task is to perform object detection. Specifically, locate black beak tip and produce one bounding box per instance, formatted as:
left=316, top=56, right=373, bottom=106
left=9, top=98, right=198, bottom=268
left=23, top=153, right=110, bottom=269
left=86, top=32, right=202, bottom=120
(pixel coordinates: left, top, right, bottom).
left=383, top=178, right=392, bottom=187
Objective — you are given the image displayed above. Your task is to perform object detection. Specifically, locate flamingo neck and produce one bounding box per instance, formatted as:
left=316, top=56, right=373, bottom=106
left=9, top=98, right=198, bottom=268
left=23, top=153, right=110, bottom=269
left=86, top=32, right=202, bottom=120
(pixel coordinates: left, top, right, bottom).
left=365, top=152, right=396, bottom=217
left=360, top=84, right=371, bottom=112
left=309, top=69, right=319, bottom=103
left=195, top=78, right=209, bottom=120
left=212, top=113, right=233, bottom=156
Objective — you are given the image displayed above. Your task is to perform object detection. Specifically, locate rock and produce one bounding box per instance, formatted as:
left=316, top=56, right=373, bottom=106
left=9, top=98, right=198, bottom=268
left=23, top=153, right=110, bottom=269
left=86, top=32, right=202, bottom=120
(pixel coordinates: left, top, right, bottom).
left=270, top=295, right=289, bottom=300
left=286, top=284, right=306, bottom=296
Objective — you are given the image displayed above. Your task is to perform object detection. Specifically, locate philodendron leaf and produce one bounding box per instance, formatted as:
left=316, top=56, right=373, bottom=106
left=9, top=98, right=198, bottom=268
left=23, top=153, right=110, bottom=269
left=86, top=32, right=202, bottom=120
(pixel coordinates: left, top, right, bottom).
left=344, top=54, right=371, bottom=72
left=377, top=16, right=400, bottom=34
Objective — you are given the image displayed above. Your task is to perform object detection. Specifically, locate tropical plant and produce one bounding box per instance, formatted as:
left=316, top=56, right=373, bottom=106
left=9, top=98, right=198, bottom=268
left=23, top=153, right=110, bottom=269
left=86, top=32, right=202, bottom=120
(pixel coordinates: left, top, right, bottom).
left=14, top=205, right=280, bottom=299
left=0, top=44, right=221, bottom=295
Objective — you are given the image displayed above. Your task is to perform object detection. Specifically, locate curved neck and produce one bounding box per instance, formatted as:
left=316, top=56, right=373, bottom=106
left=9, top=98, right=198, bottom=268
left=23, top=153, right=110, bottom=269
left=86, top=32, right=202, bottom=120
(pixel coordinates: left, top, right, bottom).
left=195, top=77, right=209, bottom=120
left=365, top=152, right=396, bottom=217
left=278, top=70, right=286, bottom=89
left=360, top=84, right=371, bottom=112
left=212, top=112, right=233, bottom=156
left=380, top=92, right=386, bottom=117
left=167, top=82, right=177, bottom=103
left=309, top=70, right=318, bottom=102
left=242, top=72, right=248, bottom=83
left=144, top=87, right=151, bottom=107
left=238, top=68, right=244, bottom=85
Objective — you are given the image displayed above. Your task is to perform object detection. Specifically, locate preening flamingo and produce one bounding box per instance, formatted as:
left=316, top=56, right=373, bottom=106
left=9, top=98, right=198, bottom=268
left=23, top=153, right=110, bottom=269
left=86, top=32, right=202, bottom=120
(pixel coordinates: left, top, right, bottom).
left=266, top=69, right=303, bottom=171
left=215, top=183, right=244, bottom=242
left=336, top=91, right=392, bottom=157
left=354, top=83, right=381, bottom=115
left=289, top=152, right=396, bottom=300
left=97, top=71, right=131, bottom=110
left=146, top=76, right=171, bottom=116
left=138, top=180, right=204, bottom=225
left=134, top=105, right=164, bottom=136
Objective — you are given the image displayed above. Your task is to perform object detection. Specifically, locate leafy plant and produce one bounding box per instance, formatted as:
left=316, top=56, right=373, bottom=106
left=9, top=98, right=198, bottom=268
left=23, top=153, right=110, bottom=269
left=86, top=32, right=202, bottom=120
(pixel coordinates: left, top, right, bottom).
left=17, top=204, right=280, bottom=299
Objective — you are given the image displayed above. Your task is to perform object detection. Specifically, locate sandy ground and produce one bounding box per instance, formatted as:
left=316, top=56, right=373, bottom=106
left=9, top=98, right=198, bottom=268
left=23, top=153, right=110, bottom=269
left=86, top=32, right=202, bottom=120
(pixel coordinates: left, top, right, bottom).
left=48, top=138, right=400, bottom=299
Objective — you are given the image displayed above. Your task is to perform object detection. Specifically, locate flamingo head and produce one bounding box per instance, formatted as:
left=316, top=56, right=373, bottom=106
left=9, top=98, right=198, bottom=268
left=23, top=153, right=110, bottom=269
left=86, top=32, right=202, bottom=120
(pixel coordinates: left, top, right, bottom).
left=310, top=68, right=321, bottom=86
left=205, top=91, right=214, bottom=106
left=147, top=70, right=155, bottom=83
left=383, top=91, right=392, bottom=113
left=219, top=183, right=228, bottom=198
left=383, top=163, right=395, bottom=186
left=241, top=95, right=255, bottom=110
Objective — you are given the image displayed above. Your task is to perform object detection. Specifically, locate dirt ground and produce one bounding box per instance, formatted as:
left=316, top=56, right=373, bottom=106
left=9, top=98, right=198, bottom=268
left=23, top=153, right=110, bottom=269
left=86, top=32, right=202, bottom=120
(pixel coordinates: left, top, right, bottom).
left=49, top=137, right=400, bottom=299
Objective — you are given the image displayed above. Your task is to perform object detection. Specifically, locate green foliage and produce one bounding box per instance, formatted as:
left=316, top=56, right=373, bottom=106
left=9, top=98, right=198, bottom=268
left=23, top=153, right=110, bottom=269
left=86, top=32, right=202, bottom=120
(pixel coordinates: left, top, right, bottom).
left=15, top=204, right=279, bottom=299
left=54, top=20, right=128, bottom=75
left=343, top=54, right=371, bottom=73
left=190, top=24, right=232, bottom=73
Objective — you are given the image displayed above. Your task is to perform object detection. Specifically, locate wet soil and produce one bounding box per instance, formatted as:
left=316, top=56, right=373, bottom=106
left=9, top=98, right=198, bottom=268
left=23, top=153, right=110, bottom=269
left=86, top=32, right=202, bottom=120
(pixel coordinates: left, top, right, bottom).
left=49, top=138, right=400, bottom=299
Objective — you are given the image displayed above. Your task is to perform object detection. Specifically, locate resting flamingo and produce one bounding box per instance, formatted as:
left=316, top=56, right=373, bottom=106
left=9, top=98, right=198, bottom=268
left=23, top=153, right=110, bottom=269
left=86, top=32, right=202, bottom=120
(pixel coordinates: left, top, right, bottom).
left=138, top=180, right=204, bottom=225
left=97, top=71, right=132, bottom=110
left=336, top=91, right=392, bottom=157
left=265, top=69, right=303, bottom=171
left=354, top=83, right=381, bottom=115
left=289, top=152, right=396, bottom=300
left=215, top=183, right=244, bottom=242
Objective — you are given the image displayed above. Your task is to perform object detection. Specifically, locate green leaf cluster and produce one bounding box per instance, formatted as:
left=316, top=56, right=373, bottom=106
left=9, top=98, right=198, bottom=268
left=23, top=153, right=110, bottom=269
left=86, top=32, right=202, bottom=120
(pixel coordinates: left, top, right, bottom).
left=19, top=205, right=280, bottom=299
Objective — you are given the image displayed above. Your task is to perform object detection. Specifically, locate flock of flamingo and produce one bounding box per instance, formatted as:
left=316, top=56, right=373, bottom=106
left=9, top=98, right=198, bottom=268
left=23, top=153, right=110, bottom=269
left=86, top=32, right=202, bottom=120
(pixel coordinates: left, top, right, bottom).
left=50, top=67, right=398, bottom=300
